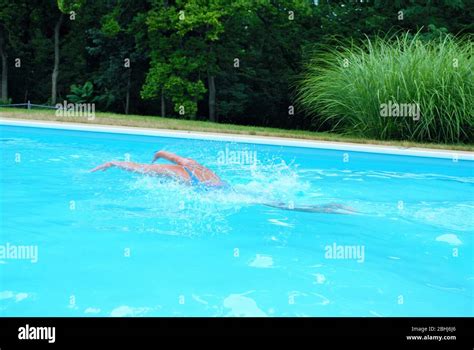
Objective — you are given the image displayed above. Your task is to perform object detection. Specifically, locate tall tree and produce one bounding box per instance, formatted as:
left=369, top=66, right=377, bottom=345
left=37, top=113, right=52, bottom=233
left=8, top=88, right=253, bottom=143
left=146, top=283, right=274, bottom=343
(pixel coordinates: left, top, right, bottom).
left=51, top=0, right=83, bottom=105
left=0, top=28, right=7, bottom=103
left=143, top=0, right=232, bottom=119
left=173, top=0, right=231, bottom=121
left=0, top=0, right=24, bottom=103
left=51, top=11, right=63, bottom=105
left=86, top=0, right=149, bottom=114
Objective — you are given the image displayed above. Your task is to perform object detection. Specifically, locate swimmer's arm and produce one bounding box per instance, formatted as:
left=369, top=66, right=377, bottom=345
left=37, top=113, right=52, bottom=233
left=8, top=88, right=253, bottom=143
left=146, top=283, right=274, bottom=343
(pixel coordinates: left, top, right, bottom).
left=152, top=151, right=190, bottom=166
left=90, top=161, right=151, bottom=174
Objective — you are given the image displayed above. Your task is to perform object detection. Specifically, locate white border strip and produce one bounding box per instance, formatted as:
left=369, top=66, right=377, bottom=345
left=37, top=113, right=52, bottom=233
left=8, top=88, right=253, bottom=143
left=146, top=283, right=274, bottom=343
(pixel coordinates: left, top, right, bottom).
left=1, top=118, right=473, bottom=160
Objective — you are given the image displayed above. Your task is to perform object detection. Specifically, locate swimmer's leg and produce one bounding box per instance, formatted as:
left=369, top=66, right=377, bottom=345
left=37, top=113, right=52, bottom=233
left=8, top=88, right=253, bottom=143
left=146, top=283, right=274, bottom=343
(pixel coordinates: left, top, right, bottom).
left=262, top=201, right=357, bottom=214
left=324, top=203, right=357, bottom=213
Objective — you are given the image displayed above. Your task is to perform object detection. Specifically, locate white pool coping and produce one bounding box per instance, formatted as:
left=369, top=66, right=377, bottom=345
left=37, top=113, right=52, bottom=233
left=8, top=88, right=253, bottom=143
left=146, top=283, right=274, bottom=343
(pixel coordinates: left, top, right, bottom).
left=1, top=118, right=473, bottom=161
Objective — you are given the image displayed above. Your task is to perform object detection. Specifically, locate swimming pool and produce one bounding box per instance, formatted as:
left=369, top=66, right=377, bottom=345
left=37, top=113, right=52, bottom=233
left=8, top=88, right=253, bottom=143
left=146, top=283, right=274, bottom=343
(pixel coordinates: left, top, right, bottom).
left=0, top=121, right=473, bottom=317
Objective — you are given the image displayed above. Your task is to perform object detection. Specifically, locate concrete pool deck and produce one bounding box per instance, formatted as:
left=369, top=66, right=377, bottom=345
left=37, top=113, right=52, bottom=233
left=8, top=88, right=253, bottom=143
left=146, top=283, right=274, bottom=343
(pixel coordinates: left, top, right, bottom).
left=1, top=117, right=473, bottom=161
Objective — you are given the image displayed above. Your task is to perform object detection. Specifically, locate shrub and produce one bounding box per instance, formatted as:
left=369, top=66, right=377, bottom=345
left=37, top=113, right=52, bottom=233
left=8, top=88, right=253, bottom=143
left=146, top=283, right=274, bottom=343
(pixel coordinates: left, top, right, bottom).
left=297, top=33, right=473, bottom=143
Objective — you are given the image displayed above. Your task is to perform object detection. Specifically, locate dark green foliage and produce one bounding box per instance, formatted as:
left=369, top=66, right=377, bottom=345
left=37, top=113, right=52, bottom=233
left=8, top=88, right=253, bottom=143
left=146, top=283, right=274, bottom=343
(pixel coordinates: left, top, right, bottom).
left=1, top=0, right=473, bottom=142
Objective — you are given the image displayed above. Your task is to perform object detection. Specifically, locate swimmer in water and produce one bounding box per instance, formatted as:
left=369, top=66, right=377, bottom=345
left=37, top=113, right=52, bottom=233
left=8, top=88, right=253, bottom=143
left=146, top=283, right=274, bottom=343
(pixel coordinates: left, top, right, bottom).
left=91, top=151, right=355, bottom=214
left=90, top=150, right=226, bottom=187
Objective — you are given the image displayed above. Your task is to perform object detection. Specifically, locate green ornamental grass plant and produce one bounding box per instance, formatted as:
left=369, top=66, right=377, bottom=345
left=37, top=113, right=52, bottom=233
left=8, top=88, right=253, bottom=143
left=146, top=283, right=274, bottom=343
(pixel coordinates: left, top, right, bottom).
left=298, top=33, right=473, bottom=143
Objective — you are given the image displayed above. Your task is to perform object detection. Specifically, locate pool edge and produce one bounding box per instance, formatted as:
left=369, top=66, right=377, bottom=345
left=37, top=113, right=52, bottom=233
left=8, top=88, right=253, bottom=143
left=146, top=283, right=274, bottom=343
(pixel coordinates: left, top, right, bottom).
left=1, top=117, right=473, bottom=161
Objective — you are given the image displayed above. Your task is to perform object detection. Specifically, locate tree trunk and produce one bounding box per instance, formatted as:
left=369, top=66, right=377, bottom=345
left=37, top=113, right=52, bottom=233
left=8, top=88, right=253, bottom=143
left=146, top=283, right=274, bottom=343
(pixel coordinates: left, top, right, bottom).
left=161, top=88, right=165, bottom=117
left=0, top=32, right=8, bottom=102
left=51, top=13, right=64, bottom=105
left=125, top=69, right=131, bottom=115
left=208, top=72, right=216, bottom=122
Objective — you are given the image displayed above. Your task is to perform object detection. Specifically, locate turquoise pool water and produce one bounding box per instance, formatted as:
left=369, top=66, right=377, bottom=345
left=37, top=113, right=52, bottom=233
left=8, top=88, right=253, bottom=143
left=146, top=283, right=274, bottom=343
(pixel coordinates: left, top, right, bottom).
left=0, top=124, right=473, bottom=317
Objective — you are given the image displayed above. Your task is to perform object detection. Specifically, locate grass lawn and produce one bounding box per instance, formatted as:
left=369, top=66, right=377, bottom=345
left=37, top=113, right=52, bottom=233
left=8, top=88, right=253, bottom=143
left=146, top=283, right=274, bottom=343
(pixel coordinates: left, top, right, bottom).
left=1, top=107, right=472, bottom=152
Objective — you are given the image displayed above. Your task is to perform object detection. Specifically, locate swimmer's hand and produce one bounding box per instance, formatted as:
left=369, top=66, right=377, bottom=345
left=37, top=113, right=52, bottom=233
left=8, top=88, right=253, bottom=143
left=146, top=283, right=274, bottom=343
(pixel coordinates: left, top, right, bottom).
left=90, top=161, right=115, bottom=172
left=151, top=151, right=163, bottom=163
